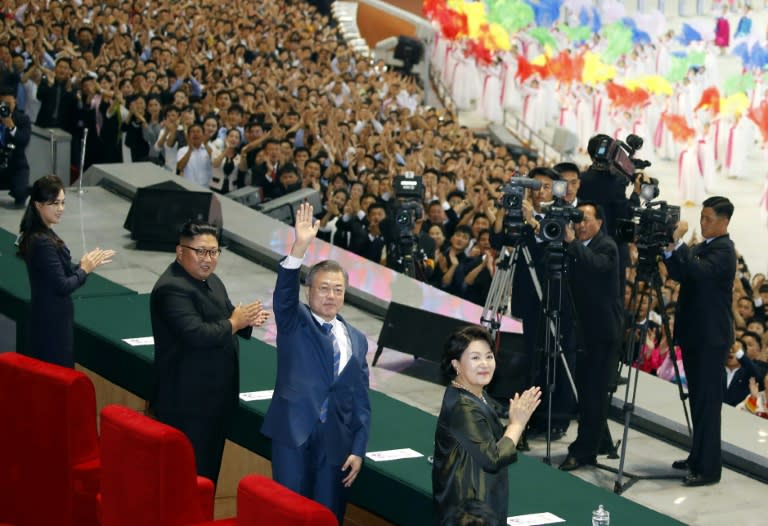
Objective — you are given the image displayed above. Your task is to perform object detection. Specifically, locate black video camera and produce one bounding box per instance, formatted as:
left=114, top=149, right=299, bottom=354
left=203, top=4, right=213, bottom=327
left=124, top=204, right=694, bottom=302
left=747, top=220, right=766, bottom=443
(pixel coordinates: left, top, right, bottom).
left=0, top=101, right=11, bottom=118
left=540, top=201, right=584, bottom=243
left=392, top=172, right=424, bottom=240
left=590, top=133, right=651, bottom=183
left=498, top=176, right=541, bottom=244
left=617, top=200, right=680, bottom=277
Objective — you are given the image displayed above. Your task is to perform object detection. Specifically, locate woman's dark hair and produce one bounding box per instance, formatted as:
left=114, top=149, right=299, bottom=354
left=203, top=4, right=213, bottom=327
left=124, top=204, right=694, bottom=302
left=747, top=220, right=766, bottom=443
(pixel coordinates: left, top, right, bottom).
left=441, top=325, right=494, bottom=380
left=18, top=175, right=66, bottom=258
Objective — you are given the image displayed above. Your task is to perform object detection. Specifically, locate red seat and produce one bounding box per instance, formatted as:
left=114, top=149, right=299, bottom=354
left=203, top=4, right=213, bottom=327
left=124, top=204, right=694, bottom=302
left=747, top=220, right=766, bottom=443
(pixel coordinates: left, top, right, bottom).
left=0, top=353, right=100, bottom=526
left=98, top=404, right=235, bottom=526
left=237, top=474, right=338, bottom=526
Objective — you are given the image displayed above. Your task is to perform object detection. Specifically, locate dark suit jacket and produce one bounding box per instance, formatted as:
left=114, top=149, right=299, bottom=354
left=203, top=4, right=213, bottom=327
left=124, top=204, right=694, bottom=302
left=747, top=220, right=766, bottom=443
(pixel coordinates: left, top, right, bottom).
left=150, top=261, right=252, bottom=418
left=665, top=236, right=736, bottom=351
left=35, top=79, right=76, bottom=130
left=432, top=386, right=516, bottom=525
left=251, top=161, right=280, bottom=200
left=724, top=356, right=759, bottom=406
left=262, top=265, right=371, bottom=465
left=566, top=230, right=624, bottom=345
left=24, top=233, right=87, bottom=367
left=0, top=109, right=31, bottom=198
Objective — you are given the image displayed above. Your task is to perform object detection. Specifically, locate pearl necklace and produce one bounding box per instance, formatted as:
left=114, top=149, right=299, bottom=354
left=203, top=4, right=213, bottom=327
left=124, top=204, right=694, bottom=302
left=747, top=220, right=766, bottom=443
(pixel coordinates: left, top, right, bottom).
left=451, top=380, right=487, bottom=404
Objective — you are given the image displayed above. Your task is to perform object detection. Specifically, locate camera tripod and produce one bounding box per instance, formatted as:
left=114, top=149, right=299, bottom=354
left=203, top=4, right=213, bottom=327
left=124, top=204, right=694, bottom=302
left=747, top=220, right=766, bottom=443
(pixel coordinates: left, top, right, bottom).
left=594, top=246, right=691, bottom=494
left=481, top=237, right=578, bottom=465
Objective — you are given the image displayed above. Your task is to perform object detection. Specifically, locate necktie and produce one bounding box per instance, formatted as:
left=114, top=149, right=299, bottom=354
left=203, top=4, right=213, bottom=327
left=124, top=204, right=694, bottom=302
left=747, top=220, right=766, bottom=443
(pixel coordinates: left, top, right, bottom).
left=52, top=83, right=62, bottom=122
left=318, top=322, right=341, bottom=423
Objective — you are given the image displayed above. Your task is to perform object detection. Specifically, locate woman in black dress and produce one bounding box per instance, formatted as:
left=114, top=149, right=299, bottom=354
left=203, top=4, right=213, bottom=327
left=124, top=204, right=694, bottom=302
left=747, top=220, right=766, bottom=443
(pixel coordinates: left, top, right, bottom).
left=432, top=326, right=541, bottom=525
left=18, top=175, right=115, bottom=367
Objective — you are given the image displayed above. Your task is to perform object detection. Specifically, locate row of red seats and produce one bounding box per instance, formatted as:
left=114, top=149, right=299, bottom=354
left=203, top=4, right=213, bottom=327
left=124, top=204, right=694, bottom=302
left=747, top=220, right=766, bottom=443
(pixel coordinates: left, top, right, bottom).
left=0, top=353, right=337, bottom=526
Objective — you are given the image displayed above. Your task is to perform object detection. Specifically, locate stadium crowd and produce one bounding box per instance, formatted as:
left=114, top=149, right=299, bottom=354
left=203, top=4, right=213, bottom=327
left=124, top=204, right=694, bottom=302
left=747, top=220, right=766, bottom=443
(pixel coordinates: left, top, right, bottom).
left=4, top=0, right=767, bottom=416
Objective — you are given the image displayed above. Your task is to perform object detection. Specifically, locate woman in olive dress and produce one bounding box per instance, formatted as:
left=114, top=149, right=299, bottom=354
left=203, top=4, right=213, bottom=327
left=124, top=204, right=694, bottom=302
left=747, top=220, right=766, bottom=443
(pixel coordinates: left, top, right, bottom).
left=433, top=326, right=541, bottom=525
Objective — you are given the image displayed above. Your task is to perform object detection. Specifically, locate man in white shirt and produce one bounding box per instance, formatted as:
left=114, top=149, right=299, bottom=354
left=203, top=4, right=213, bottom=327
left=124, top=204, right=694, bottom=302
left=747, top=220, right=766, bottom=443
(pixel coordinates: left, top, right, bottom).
left=176, top=123, right=213, bottom=187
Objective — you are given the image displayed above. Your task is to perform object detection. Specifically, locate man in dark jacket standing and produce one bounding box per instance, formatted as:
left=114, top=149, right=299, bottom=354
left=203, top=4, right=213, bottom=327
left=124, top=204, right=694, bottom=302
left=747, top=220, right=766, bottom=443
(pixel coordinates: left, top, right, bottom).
left=0, top=86, right=31, bottom=206
left=559, top=201, right=623, bottom=471
left=150, top=221, right=269, bottom=485
left=665, top=196, right=736, bottom=486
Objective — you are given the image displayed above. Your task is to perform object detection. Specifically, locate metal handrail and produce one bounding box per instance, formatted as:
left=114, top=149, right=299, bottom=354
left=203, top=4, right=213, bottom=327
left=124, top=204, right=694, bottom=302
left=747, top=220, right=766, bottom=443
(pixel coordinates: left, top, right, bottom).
left=502, top=109, right=565, bottom=164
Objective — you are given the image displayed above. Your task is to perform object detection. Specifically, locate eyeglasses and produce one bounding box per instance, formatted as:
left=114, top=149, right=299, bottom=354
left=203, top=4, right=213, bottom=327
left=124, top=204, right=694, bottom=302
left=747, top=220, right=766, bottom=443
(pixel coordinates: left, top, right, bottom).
left=180, top=245, right=222, bottom=258
left=313, top=285, right=345, bottom=297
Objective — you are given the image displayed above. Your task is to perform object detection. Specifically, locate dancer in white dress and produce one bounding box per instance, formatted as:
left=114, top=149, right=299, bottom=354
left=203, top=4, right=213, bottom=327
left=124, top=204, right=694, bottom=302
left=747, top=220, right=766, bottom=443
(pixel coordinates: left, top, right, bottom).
left=678, top=138, right=706, bottom=206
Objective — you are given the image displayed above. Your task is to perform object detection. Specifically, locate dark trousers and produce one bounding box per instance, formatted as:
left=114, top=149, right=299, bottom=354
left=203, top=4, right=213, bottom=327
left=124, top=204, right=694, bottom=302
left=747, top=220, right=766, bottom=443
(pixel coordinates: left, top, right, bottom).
left=569, top=339, right=621, bottom=460
left=156, top=410, right=230, bottom=486
left=681, top=343, right=728, bottom=479
left=271, top=422, right=347, bottom=525
left=0, top=167, right=29, bottom=204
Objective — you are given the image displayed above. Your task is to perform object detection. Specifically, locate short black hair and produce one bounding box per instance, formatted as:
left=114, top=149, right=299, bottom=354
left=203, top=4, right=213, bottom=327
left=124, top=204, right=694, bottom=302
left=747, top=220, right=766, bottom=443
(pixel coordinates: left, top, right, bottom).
left=453, top=225, right=473, bottom=238
left=553, top=162, right=580, bottom=176
left=440, top=326, right=494, bottom=380
left=367, top=202, right=387, bottom=215
left=702, top=196, right=734, bottom=219
left=528, top=167, right=560, bottom=181
left=742, top=331, right=761, bottom=346
left=577, top=200, right=606, bottom=222
left=178, top=220, right=219, bottom=242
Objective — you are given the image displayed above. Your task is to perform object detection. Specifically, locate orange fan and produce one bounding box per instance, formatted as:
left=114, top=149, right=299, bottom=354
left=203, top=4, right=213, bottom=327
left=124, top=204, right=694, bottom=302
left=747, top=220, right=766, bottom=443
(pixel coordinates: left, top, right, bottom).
left=694, top=86, right=721, bottom=115
left=662, top=113, right=695, bottom=143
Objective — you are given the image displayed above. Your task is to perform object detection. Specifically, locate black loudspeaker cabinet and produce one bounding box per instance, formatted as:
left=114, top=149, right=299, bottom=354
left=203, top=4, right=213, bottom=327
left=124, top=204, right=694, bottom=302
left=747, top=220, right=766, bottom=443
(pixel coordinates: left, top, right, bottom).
left=374, top=302, right=527, bottom=395
left=124, top=181, right=214, bottom=251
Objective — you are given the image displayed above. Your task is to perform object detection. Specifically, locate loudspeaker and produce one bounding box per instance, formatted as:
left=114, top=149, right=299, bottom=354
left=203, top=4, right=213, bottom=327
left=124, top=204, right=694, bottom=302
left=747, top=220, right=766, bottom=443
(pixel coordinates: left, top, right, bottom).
left=393, top=36, right=423, bottom=72
left=124, top=181, right=216, bottom=251
left=373, top=302, right=525, bottom=388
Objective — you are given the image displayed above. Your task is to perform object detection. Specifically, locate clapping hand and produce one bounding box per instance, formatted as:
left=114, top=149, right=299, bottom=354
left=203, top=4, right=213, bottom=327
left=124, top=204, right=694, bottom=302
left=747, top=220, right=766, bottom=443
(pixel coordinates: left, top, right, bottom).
left=230, top=301, right=271, bottom=332
left=79, top=248, right=116, bottom=273
left=508, top=386, right=542, bottom=426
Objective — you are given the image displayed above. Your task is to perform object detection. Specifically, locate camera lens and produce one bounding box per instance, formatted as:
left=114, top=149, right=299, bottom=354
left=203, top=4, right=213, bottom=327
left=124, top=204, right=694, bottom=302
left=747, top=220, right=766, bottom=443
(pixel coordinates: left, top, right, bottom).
left=395, top=211, right=410, bottom=225
left=503, top=194, right=520, bottom=208
left=542, top=221, right=561, bottom=241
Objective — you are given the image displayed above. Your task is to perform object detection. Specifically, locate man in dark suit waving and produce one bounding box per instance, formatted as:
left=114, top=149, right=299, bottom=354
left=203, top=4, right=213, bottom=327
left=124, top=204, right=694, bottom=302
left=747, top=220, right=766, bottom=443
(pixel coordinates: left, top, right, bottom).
left=665, top=196, right=736, bottom=486
left=559, top=201, right=623, bottom=471
left=151, top=221, right=269, bottom=486
left=262, top=202, right=371, bottom=524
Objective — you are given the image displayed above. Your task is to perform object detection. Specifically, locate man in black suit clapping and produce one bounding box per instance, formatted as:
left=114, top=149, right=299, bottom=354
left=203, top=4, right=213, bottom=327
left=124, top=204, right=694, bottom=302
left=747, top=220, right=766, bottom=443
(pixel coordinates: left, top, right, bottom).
left=664, top=196, right=736, bottom=487
left=150, top=221, right=270, bottom=486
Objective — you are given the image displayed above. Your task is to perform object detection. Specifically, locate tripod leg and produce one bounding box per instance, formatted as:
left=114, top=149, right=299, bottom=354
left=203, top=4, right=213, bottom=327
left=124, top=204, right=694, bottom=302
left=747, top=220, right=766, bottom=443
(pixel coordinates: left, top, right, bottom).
left=652, top=279, right=692, bottom=436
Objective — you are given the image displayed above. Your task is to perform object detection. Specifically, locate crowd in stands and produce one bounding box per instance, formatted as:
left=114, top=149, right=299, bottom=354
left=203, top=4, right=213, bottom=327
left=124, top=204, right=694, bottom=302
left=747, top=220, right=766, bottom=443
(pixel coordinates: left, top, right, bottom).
left=5, top=0, right=767, bottom=417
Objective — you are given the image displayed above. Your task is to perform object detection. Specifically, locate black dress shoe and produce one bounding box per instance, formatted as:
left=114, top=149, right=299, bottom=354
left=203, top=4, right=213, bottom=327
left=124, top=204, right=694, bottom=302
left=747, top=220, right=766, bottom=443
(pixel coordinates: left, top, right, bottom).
left=558, top=454, right=596, bottom=471
left=672, top=459, right=689, bottom=470
left=682, top=473, right=720, bottom=487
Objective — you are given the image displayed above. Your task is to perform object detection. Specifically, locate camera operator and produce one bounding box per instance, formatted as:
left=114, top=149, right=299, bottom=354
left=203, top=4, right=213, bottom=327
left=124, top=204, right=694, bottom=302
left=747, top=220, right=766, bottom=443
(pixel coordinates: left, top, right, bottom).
left=664, top=196, right=736, bottom=487
left=553, top=162, right=581, bottom=206
left=559, top=201, right=623, bottom=471
left=579, top=135, right=637, bottom=278
left=579, top=135, right=633, bottom=236
left=0, top=85, right=31, bottom=207
left=498, top=168, right=575, bottom=438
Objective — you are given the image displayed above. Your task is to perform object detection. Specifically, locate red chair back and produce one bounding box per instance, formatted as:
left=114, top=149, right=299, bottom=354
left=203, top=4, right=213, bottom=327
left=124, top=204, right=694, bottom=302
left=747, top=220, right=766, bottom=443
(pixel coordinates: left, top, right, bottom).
left=99, top=404, right=209, bottom=526
left=237, top=474, right=338, bottom=526
left=0, top=353, right=100, bottom=526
